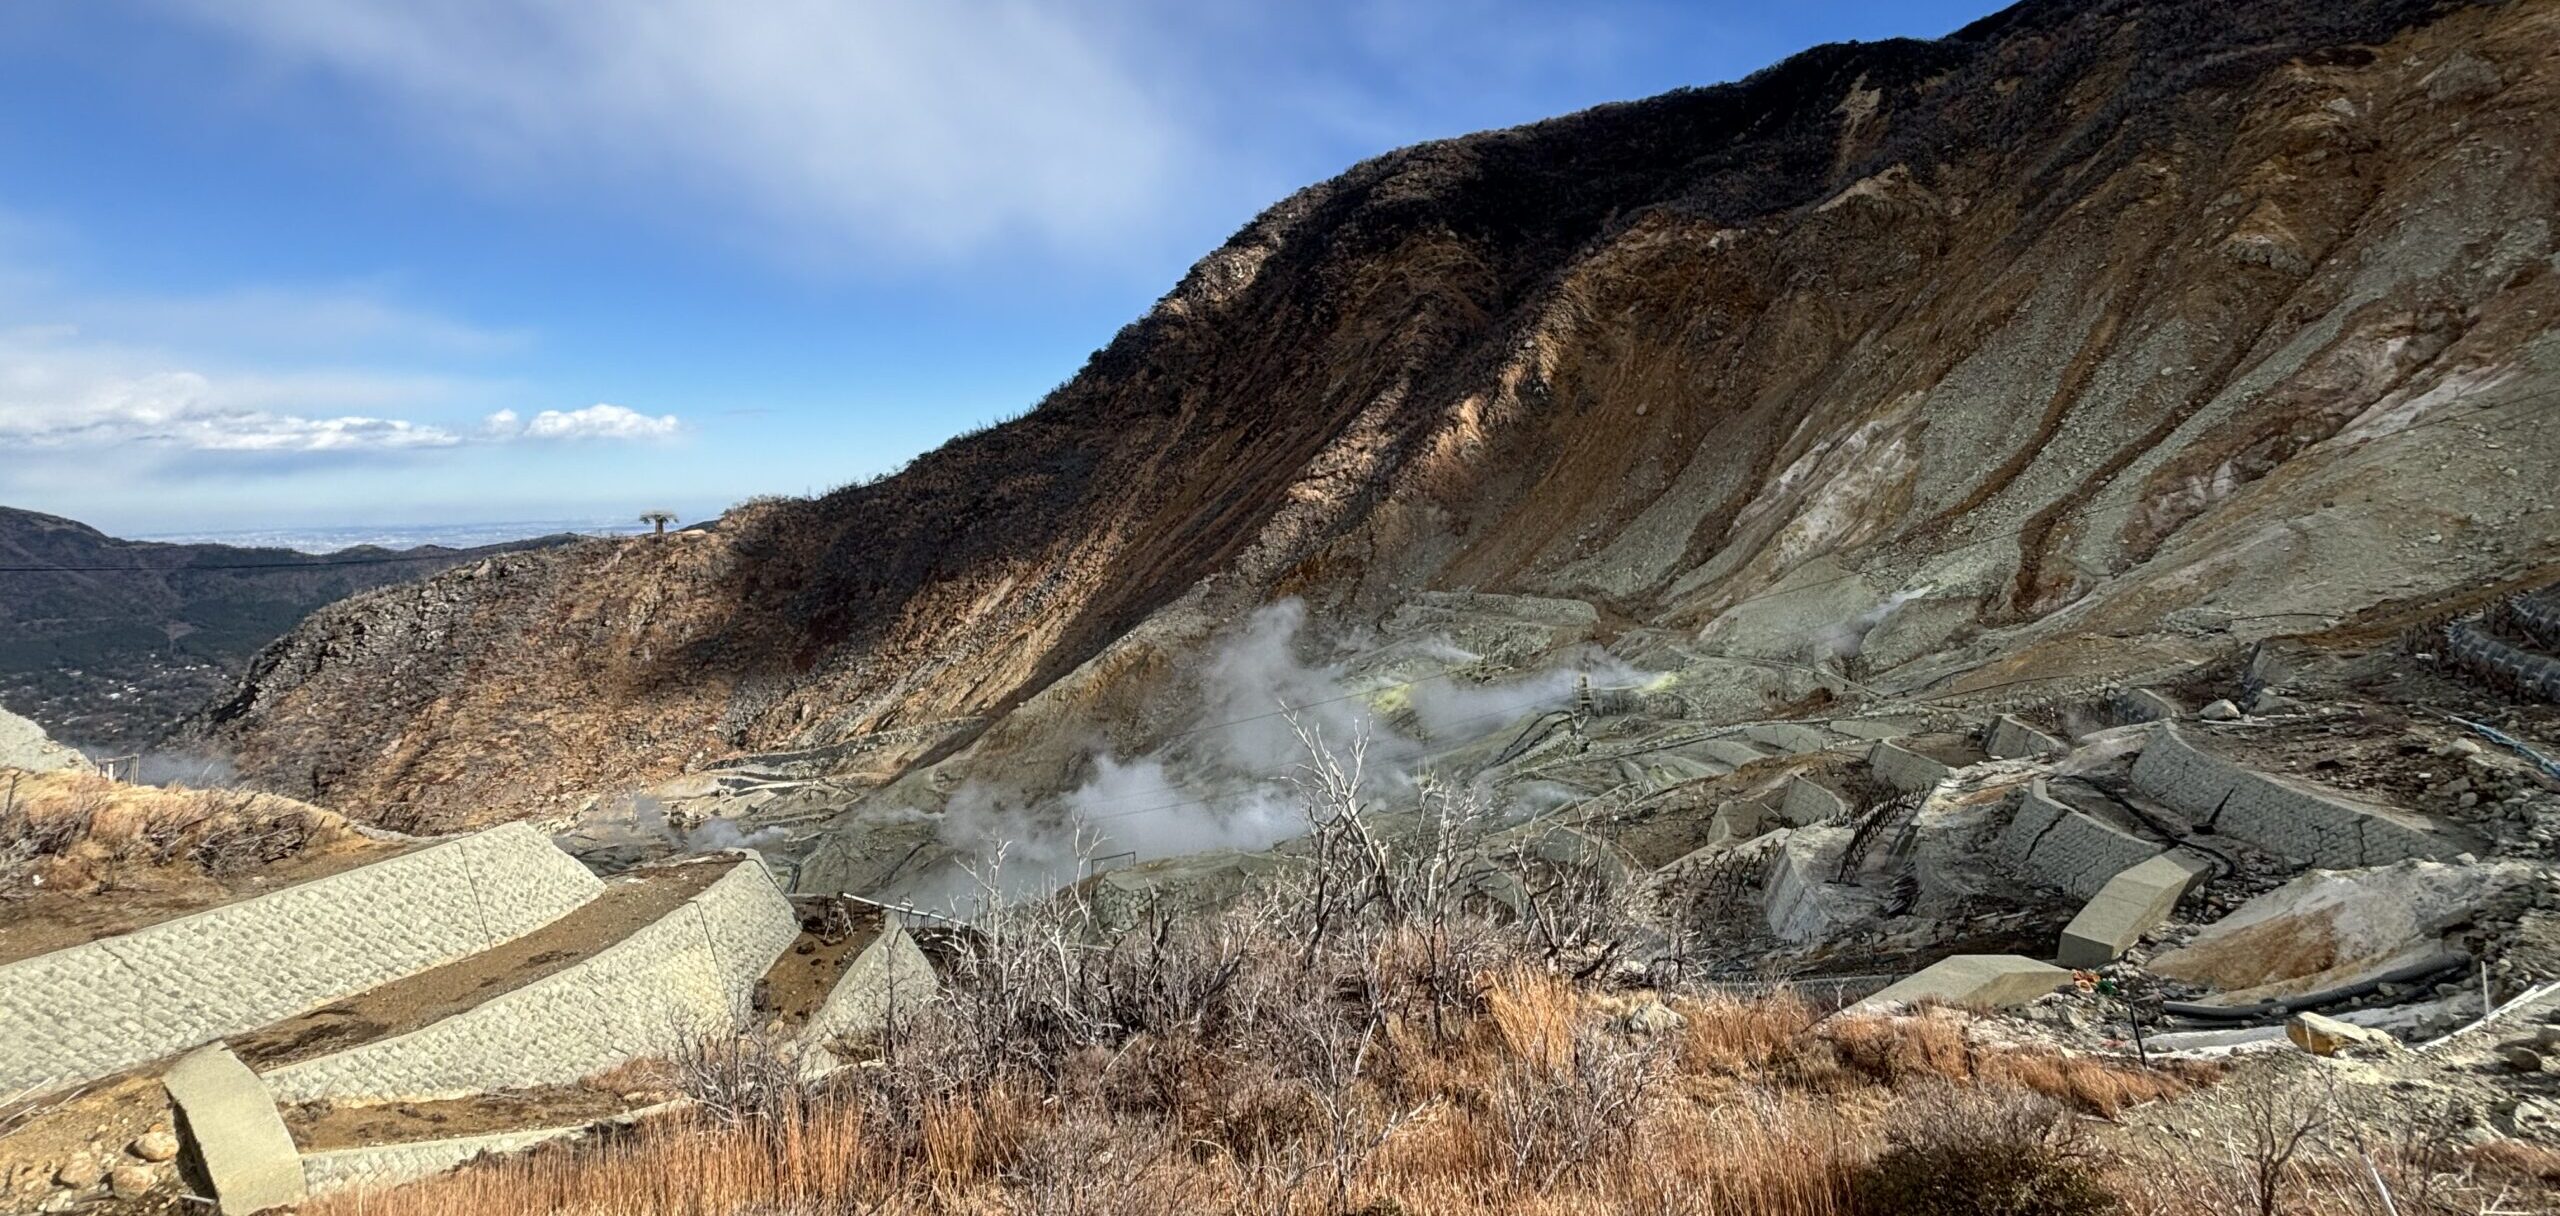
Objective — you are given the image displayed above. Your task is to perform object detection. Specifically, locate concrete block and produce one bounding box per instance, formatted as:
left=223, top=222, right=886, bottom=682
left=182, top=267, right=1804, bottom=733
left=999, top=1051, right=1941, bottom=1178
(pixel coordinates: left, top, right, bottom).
left=2115, top=689, right=2183, bottom=724
left=2056, top=853, right=2212, bottom=968
left=1853, top=955, right=2072, bottom=1013
left=161, top=1046, right=303, bottom=1215
left=803, top=917, right=940, bottom=1047
left=1745, top=723, right=1831, bottom=754
left=1778, top=777, right=1851, bottom=826
left=1694, top=738, right=1773, bottom=768
left=1868, top=740, right=1952, bottom=794
left=1985, top=714, right=2067, bottom=760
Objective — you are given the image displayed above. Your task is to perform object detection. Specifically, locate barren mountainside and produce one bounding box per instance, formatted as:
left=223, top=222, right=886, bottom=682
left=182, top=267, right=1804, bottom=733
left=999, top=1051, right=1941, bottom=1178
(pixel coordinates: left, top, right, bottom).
left=195, top=0, right=2560, bottom=831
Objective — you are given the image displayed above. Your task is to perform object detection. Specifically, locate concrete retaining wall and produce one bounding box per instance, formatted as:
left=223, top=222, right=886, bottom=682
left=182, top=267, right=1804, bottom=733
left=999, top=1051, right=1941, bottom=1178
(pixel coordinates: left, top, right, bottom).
left=1779, top=777, right=1851, bottom=826
left=2449, top=622, right=2560, bottom=702
left=0, top=823, right=601, bottom=1096
left=2513, top=594, right=2560, bottom=651
left=299, top=1101, right=683, bottom=1196
left=2113, top=689, right=2183, bottom=725
left=1745, top=723, right=1830, bottom=755
left=2130, top=727, right=2473, bottom=867
left=1694, top=739, right=1773, bottom=768
left=1985, top=714, right=2067, bottom=760
left=1868, top=741, right=1952, bottom=794
left=264, top=856, right=798, bottom=1104
left=1996, top=781, right=2163, bottom=899
left=803, top=917, right=940, bottom=1047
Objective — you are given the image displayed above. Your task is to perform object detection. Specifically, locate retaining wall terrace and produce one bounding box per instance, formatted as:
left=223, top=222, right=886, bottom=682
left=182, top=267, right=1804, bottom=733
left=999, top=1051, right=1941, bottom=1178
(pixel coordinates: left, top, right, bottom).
left=2129, top=727, right=2473, bottom=867
left=2449, top=621, right=2560, bottom=702
left=299, top=1101, right=684, bottom=1197
left=1779, top=777, right=1851, bottom=826
left=263, top=856, right=798, bottom=1104
left=1996, top=781, right=2164, bottom=900
left=1985, top=714, right=2067, bottom=760
left=2511, top=593, right=2560, bottom=651
left=1868, top=741, right=1952, bottom=794
left=0, top=823, right=601, bottom=1096
left=803, top=918, right=940, bottom=1048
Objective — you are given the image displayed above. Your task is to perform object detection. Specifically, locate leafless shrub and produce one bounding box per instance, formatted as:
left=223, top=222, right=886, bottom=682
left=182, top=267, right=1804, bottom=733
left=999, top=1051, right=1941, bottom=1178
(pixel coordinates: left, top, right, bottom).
left=662, top=1020, right=810, bottom=1130
left=1490, top=1020, right=1665, bottom=1191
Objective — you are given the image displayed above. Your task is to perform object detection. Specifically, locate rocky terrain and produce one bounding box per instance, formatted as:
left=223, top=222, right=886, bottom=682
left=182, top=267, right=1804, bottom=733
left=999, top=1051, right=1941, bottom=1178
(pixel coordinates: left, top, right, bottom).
left=189, top=0, right=2559, bottom=847
left=0, top=507, right=571, bottom=757
left=6, top=0, right=2560, bottom=1209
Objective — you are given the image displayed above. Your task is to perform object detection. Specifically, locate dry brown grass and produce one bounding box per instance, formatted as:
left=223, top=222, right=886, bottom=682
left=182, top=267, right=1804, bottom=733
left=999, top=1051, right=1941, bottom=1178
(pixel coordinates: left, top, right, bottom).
left=0, top=767, right=351, bottom=894
left=309, top=963, right=2192, bottom=1216
left=291, top=754, right=2539, bottom=1216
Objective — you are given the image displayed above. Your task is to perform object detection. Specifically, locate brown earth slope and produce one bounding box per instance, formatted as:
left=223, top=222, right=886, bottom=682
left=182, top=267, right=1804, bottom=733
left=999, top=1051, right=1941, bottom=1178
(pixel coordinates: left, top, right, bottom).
left=192, top=0, right=2560, bottom=830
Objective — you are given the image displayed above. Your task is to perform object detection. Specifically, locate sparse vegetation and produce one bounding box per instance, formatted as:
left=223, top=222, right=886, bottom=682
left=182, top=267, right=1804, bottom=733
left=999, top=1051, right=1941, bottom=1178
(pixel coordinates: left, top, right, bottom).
left=0, top=769, right=347, bottom=897
left=297, top=730, right=2194, bottom=1216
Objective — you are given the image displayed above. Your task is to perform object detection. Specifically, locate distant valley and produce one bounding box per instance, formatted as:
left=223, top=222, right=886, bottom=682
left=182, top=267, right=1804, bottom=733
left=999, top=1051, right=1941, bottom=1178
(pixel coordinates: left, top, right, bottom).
left=0, top=507, right=571, bottom=756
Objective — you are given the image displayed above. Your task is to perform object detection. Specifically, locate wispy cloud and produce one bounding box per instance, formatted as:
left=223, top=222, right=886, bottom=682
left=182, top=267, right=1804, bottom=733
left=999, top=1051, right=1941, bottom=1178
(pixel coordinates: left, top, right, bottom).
left=0, top=323, right=671, bottom=454
left=483, top=404, right=680, bottom=442
left=171, top=0, right=1185, bottom=264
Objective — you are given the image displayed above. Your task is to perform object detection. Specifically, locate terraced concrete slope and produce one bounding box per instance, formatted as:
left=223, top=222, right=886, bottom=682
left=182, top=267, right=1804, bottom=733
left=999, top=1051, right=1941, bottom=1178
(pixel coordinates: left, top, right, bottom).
left=191, top=0, right=2560, bottom=831
left=0, top=823, right=601, bottom=1096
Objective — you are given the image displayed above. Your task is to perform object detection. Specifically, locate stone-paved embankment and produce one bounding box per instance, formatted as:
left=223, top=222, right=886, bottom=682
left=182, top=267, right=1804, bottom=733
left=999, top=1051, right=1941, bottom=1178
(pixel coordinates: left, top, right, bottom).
left=0, top=823, right=599, bottom=1096
left=2130, top=727, right=2476, bottom=866
left=1996, top=780, right=2165, bottom=900
left=264, top=857, right=797, bottom=1103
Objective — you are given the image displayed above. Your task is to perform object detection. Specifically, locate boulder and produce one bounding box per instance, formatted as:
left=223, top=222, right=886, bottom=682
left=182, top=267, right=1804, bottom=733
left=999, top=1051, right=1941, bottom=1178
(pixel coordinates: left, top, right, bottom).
left=107, top=1165, right=156, bottom=1199
left=2151, top=860, right=2534, bottom=1004
left=128, top=1131, right=179, bottom=1163
left=2286, top=1012, right=2398, bottom=1057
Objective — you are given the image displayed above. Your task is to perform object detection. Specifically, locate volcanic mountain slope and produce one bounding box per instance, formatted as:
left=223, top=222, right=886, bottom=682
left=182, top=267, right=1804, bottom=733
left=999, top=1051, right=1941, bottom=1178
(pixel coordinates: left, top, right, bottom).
left=0, top=507, right=569, bottom=754
left=195, top=0, right=2560, bottom=832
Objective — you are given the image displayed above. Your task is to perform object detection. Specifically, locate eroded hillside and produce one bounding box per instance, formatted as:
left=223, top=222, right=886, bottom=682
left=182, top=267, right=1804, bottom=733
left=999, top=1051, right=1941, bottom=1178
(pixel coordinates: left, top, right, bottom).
left=193, top=0, right=2560, bottom=835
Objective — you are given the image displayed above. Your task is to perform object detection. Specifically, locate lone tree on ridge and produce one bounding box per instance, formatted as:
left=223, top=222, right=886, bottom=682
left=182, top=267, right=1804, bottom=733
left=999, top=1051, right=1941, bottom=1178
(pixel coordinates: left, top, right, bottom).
left=640, top=510, right=677, bottom=535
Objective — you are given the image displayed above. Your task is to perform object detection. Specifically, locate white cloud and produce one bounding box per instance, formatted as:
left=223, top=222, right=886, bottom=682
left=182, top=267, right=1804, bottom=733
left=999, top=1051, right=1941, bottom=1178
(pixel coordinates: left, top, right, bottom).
left=483, top=404, right=680, bottom=441
left=173, top=0, right=1186, bottom=262
left=0, top=325, right=672, bottom=454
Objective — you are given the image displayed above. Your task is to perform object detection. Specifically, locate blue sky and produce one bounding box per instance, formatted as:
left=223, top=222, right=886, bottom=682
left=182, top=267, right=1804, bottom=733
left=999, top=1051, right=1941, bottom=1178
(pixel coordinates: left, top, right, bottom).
left=0, top=0, right=2000, bottom=537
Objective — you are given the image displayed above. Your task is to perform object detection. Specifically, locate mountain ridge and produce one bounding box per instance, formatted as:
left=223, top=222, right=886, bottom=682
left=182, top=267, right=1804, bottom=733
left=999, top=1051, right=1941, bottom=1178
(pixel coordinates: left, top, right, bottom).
left=190, top=0, right=2560, bottom=833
